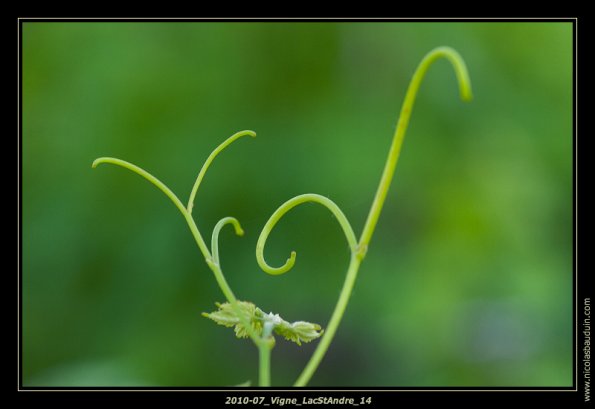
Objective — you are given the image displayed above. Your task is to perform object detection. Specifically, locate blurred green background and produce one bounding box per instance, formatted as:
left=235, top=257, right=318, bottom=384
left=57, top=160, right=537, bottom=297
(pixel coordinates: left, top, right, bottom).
left=22, top=22, right=573, bottom=387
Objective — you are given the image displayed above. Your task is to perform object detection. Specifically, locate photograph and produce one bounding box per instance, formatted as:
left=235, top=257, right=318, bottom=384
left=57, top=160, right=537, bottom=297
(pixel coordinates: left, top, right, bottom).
left=20, top=18, right=578, bottom=400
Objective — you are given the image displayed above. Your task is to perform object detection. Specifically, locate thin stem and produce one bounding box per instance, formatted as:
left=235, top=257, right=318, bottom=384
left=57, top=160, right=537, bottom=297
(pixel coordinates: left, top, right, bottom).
left=93, top=151, right=261, bottom=346
left=211, top=217, right=244, bottom=265
left=358, top=46, right=472, bottom=252
left=92, top=157, right=211, bottom=260
left=207, top=217, right=264, bottom=347
left=254, top=193, right=357, bottom=386
left=294, top=255, right=361, bottom=386
left=187, top=130, right=256, bottom=214
left=292, top=47, right=472, bottom=386
left=258, top=342, right=272, bottom=387
left=94, top=46, right=472, bottom=388
left=94, top=134, right=269, bottom=384
left=206, top=260, right=263, bottom=346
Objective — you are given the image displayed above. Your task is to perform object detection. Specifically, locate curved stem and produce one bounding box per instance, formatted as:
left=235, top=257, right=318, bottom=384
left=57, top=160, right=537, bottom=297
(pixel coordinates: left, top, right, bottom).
left=256, top=193, right=357, bottom=275
left=208, top=217, right=264, bottom=346
left=92, top=157, right=211, bottom=260
left=93, top=157, right=187, bottom=217
left=211, top=217, right=244, bottom=265
left=358, top=46, right=472, bottom=251
left=187, top=130, right=256, bottom=214
left=293, top=47, right=472, bottom=386
left=94, top=134, right=269, bottom=384
left=254, top=193, right=357, bottom=387
left=206, top=260, right=263, bottom=347
left=93, top=156, right=260, bottom=345
left=94, top=46, right=472, bottom=388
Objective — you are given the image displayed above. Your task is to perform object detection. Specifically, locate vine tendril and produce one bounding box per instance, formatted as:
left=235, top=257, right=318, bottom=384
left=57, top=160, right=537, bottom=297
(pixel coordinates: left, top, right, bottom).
left=92, top=157, right=212, bottom=260
left=187, top=130, right=256, bottom=214
left=358, top=46, right=472, bottom=249
left=92, top=157, right=187, bottom=216
left=269, top=46, right=472, bottom=386
left=92, top=134, right=263, bottom=350
left=93, top=46, right=472, bottom=388
left=256, top=193, right=357, bottom=276
left=211, top=217, right=244, bottom=266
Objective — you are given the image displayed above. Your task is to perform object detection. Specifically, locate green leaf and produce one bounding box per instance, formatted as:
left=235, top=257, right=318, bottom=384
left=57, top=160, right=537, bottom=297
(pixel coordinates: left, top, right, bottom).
left=202, top=301, right=323, bottom=346
left=202, top=301, right=263, bottom=339
left=274, top=320, right=324, bottom=346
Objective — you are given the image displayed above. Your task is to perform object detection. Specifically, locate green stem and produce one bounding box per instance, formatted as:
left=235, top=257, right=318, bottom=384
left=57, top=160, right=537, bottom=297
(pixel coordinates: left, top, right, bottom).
left=255, top=194, right=357, bottom=386
left=206, top=260, right=263, bottom=345
left=93, top=134, right=268, bottom=383
left=187, top=130, right=256, bottom=214
left=256, top=193, right=358, bottom=275
left=183, top=131, right=264, bottom=349
left=92, top=157, right=212, bottom=259
left=294, top=47, right=472, bottom=386
left=294, top=254, right=361, bottom=386
left=211, top=217, right=244, bottom=265
left=258, top=323, right=274, bottom=387
left=258, top=342, right=272, bottom=387
left=94, top=45, right=472, bottom=388
left=358, top=46, right=472, bottom=250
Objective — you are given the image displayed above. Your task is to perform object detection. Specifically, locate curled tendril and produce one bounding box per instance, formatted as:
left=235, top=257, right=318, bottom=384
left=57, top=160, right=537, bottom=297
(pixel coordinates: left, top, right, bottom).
left=211, top=217, right=244, bottom=266
left=187, top=130, right=256, bottom=214
left=256, top=194, right=357, bottom=275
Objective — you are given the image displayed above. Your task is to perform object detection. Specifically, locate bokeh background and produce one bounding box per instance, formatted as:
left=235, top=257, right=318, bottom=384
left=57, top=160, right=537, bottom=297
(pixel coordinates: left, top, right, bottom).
left=22, top=22, right=573, bottom=387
